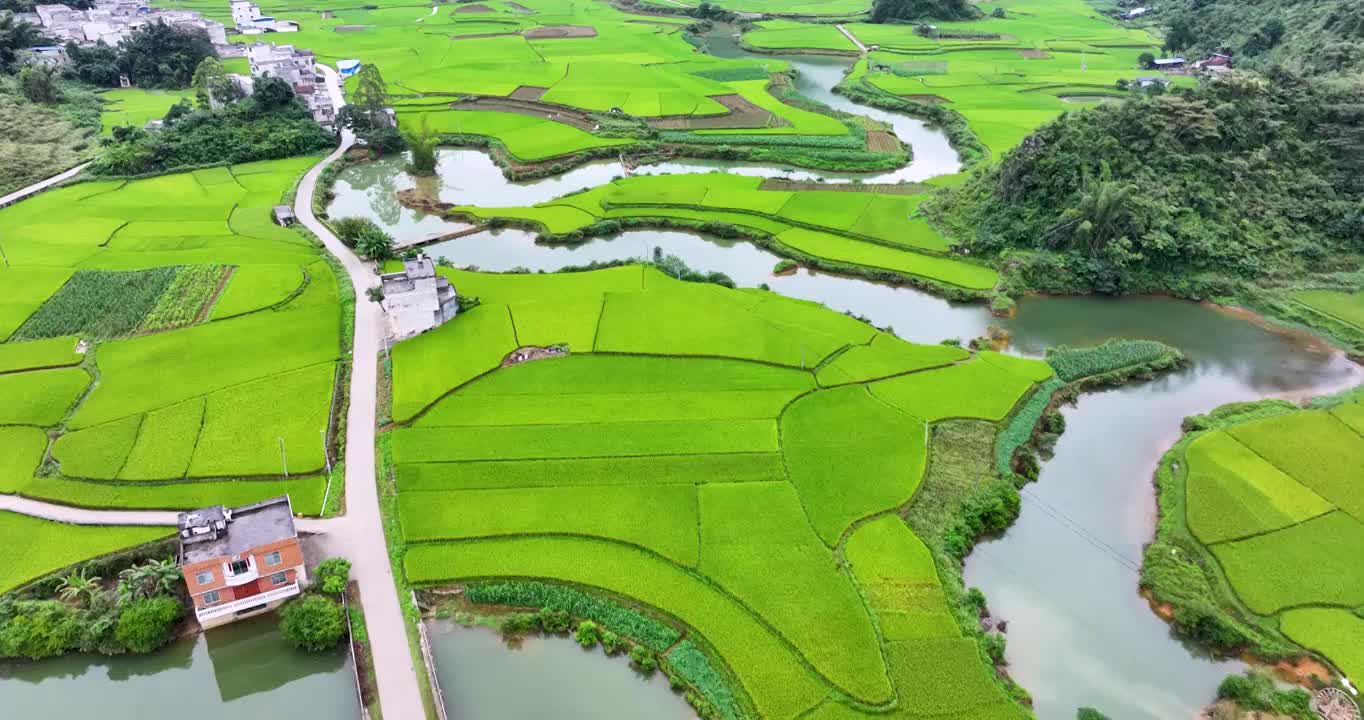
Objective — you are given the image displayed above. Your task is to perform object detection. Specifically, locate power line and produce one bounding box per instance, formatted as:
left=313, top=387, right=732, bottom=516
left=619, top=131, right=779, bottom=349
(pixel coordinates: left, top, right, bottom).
left=1018, top=487, right=1143, bottom=574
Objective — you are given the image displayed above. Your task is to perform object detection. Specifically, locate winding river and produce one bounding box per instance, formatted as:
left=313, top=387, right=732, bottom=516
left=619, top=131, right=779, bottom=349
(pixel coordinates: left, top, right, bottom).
left=324, top=43, right=1363, bottom=720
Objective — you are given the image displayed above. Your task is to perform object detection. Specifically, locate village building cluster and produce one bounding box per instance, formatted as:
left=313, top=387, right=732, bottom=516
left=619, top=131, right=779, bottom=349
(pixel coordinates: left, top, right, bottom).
left=240, top=41, right=336, bottom=129
left=27, top=0, right=227, bottom=48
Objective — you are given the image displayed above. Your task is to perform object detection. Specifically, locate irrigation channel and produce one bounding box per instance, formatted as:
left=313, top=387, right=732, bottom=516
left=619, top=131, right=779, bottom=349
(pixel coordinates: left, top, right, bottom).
left=325, top=44, right=1364, bottom=720
left=0, top=613, right=360, bottom=718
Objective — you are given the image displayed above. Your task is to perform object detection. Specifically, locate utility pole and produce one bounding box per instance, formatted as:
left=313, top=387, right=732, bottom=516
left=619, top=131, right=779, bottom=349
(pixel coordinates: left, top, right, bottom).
left=279, top=437, right=289, bottom=479
left=0, top=241, right=8, bottom=268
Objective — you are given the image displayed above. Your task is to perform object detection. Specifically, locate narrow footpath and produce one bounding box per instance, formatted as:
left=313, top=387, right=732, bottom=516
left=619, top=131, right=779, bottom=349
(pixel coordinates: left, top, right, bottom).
left=0, top=162, right=90, bottom=208
left=837, top=24, right=869, bottom=54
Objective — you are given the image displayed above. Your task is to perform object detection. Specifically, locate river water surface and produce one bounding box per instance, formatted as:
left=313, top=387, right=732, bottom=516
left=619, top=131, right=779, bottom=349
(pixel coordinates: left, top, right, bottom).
left=328, top=43, right=1364, bottom=720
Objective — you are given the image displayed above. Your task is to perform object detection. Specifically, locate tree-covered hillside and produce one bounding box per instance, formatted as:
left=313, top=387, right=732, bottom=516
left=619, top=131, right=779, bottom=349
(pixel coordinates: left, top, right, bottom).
left=936, top=72, right=1364, bottom=295
left=870, top=0, right=978, bottom=23
left=1154, top=0, right=1364, bottom=75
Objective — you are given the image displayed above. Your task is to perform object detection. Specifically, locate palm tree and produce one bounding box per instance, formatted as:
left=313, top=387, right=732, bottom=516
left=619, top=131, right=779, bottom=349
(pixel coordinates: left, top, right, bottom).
left=365, top=286, right=386, bottom=310
left=144, top=557, right=182, bottom=597
left=57, top=570, right=102, bottom=607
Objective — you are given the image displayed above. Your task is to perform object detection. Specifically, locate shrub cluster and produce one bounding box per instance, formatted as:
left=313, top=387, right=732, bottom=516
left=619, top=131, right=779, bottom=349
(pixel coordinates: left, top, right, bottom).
left=1216, top=670, right=1313, bottom=719
left=280, top=594, right=346, bottom=652
left=0, top=555, right=184, bottom=660
left=467, top=580, right=680, bottom=651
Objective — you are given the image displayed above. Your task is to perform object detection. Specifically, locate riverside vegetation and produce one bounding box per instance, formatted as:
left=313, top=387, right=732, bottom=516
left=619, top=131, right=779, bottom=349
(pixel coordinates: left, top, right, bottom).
left=1143, top=386, right=1364, bottom=689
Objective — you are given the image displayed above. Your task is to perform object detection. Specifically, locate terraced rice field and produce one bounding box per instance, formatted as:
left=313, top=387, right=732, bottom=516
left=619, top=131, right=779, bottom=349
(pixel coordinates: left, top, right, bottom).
left=97, top=88, right=197, bottom=135
left=449, top=172, right=998, bottom=291
left=218, top=0, right=881, bottom=166
left=1178, top=394, right=1364, bottom=682
left=738, top=0, right=1183, bottom=157
left=0, top=156, right=342, bottom=513
left=392, top=265, right=1052, bottom=719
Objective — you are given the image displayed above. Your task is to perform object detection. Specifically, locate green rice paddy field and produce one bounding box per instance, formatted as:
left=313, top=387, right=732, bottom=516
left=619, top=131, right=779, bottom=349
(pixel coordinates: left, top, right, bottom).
left=745, top=0, right=1177, bottom=156
left=98, top=88, right=196, bottom=136
left=451, top=172, right=1000, bottom=291
left=0, top=156, right=343, bottom=514
left=0, top=511, right=169, bottom=594
left=1177, top=394, right=1364, bottom=682
left=392, top=265, right=1053, bottom=719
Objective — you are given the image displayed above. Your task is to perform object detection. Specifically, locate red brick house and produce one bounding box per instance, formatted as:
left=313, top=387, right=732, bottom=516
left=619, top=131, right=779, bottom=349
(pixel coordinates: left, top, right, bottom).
left=178, top=496, right=307, bottom=629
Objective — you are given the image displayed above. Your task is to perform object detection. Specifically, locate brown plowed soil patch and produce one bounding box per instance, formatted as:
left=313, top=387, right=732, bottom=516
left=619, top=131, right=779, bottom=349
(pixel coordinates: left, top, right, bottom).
left=524, top=24, right=597, bottom=38
left=509, top=85, right=548, bottom=101
left=866, top=130, right=899, bottom=153
left=334, top=24, right=367, bottom=32
left=505, top=1, right=535, bottom=12
left=904, top=94, right=949, bottom=104
left=1016, top=48, right=1050, bottom=58
left=455, top=3, right=494, bottom=12
left=449, top=95, right=597, bottom=131
left=452, top=31, right=517, bottom=39
left=647, top=93, right=787, bottom=130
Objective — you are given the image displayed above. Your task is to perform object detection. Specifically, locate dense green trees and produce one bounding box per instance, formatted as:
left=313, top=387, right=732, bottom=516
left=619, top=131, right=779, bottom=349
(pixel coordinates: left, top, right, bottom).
left=90, top=76, right=333, bottom=176
left=938, top=72, right=1364, bottom=295
left=1151, top=0, right=1364, bottom=74
left=0, top=555, right=185, bottom=660
left=870, top=0, right=977, bottom=23
left=280, top=594, right=346, bottom=652
left=0, top=11, right=42, bottom=72
left=116, top=21, right=213, bottom=88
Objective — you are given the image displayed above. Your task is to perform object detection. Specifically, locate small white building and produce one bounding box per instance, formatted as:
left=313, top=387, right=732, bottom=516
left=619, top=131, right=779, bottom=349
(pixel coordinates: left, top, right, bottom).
left=232, top=0, right=298, bottom=33
left=380, top=256, right=459, bottom=341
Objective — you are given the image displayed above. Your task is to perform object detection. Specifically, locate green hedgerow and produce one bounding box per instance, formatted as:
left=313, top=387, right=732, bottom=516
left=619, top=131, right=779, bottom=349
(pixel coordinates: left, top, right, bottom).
left=114, top=595, right=182, bottom=653
left=629, top=644, right=658, bottom=675
left=280, top=594, right=346, bottom=652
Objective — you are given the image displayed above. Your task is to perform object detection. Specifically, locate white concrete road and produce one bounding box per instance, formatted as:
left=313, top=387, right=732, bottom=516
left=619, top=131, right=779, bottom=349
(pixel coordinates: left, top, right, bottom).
left=837, top=24, right=869, bottom=53
left=294, top=64, right=429, bottom=720
left=0, top=65, right=427, bottom=720
left=0, top=162, right=89, bottom=208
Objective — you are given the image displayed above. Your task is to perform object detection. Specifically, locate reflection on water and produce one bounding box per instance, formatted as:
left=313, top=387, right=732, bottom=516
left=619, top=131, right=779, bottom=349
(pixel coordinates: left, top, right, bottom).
left=0, top=613, right=358, bottom=718
left=429, top=622, right=696, bottom=720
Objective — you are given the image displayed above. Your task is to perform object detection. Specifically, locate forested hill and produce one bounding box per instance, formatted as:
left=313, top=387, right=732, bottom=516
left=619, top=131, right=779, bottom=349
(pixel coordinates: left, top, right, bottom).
left=1155, top=0, right=1364, bottom=75
left=935, top=72, right=1364, bottom=296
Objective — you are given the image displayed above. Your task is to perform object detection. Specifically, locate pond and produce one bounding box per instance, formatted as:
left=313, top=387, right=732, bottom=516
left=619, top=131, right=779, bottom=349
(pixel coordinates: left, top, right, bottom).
left=327, top=40, right=1363, bottom=720
left=0, top=613, right=361, bottom=718
left=427, top=621, right=696, bottom=720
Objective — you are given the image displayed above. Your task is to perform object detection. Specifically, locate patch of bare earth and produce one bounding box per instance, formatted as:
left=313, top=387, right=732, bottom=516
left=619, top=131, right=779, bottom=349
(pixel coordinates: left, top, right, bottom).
left=524, top=24, right=597, bottom=38
left=452, top=31, right=517, bottom=39
left=505, top=1, right=535, bottom=12
left=333, top=24, right=367, bottom=32
left=454, top=3, right=494, bottom=12
left=903, top=93, right=949, bottom=104
left=648, top=93, right=787, bottom=130
left=865, top=130, right=899, bottom=153
left=449, top=95, right=596, bottom=130
left=509, top=85, right=548, bottom=101
left=1016, top=48, right=1049, bottom=58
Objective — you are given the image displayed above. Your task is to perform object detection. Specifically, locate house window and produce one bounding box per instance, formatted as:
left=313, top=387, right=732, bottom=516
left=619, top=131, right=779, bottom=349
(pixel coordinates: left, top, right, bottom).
left=264, top=551, right=282, bottom=567
left=203, top=590, right=220, bottom=605
left=270, top=572, right=288, bottom=586
left=195, top=570, right=213, bottom=585
left=228, top=559, right=250, bottom=575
